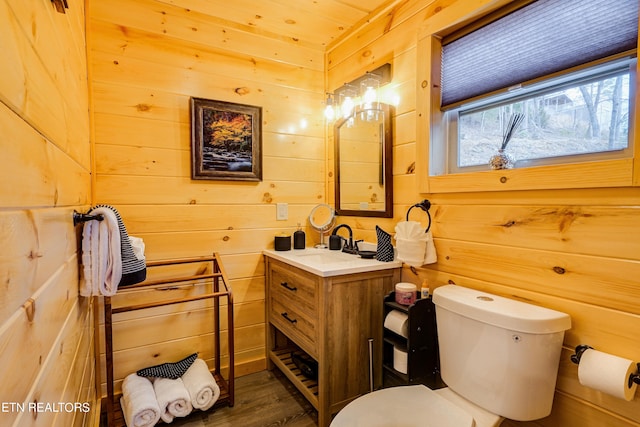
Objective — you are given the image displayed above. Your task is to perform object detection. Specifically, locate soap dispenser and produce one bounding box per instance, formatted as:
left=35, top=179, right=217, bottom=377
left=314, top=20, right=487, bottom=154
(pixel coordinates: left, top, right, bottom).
left=293, top=223, right=306, bottom=249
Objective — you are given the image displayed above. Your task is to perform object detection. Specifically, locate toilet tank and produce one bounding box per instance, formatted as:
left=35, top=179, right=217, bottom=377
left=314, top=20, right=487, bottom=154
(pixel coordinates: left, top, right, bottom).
left=432, top=285, right=571, bottom=422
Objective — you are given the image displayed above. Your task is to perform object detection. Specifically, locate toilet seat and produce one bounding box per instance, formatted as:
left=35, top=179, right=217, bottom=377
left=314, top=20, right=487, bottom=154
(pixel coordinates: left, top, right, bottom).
left=435, top=388, right=503, bottom=427
left=330, top=385, right=474, bottom=427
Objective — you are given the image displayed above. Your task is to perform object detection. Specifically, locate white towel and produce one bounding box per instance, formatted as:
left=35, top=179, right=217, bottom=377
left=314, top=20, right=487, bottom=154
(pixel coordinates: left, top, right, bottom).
left=120, top=374, right=161, bottom=427
left=395, top=221, right=437, bottom=267
left=129, top=236, right=146, bottom=261
left=181, top=359, right=220, bottom=411
left=153, top=377, right=193, bottom=423
left=424, top=230, right=437, bottom=265
left=80, top=207, right=122, bottom=296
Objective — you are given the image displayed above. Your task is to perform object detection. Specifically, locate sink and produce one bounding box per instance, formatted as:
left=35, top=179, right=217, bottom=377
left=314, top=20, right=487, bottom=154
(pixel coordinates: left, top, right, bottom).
left=292, top=251, right=352, bottom=264
left=263, top=247, right=401, bottom=277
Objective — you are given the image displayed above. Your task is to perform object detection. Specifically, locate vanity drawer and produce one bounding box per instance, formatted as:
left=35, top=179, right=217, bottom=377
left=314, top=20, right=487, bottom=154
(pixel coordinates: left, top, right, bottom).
left=270, top=264, right=317, bottom=311
left=269, top=295, right=317, bottom=355
left=268, top=263, right=318, bottom=355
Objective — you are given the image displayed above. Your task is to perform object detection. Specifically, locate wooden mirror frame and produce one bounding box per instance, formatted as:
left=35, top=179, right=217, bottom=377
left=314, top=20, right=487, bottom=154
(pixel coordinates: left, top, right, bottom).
left=334, top=103, right=393, bottom=218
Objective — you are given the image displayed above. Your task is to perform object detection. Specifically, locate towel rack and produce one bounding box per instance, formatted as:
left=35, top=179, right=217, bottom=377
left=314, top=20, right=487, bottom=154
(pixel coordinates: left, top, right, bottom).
left=72, top=210, right=104, bottom=226
left=405, top=199, right=432, bottom=232
left=101, top=253, right=235, bottom=426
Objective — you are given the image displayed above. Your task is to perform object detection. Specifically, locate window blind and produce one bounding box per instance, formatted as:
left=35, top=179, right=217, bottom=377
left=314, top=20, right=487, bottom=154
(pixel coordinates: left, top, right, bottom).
left=440, top=0, right=638, bottom=109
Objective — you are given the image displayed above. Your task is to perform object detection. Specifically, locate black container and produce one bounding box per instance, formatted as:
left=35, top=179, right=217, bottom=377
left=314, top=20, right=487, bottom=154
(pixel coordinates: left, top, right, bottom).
left=274, top=235, right=291, bottom=251
left=293, top=229, right=306, bottom=249
left=329, top=235, right=343, bottom=250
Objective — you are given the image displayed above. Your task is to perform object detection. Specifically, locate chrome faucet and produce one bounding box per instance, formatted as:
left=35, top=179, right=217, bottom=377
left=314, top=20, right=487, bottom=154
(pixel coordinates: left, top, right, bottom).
left=331, top=224, right=359, bottom=254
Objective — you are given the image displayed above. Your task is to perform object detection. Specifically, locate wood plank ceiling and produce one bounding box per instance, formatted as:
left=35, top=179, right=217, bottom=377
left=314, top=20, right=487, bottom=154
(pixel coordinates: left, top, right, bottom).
left=155, top=0, right=402, bottom=50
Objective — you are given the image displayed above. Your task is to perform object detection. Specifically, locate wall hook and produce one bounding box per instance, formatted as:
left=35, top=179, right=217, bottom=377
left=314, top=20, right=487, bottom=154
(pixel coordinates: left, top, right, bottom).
left=73, top=210, right=104, bottom=226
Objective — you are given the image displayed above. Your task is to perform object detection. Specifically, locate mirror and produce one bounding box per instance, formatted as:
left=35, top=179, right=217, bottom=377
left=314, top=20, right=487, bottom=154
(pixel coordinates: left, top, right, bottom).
left=308, top=204, right=336, bottom=248
left=334, top=103, right=393, bottom=217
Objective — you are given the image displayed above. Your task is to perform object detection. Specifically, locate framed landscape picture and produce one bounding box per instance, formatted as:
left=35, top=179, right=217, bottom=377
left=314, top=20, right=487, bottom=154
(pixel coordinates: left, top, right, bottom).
left=190, top=97, right=262, bottom=181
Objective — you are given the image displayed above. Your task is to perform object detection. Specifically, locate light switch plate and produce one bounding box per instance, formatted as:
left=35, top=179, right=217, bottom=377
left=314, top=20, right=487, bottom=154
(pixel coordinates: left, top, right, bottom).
left=276, top=203, right=288, bottom=220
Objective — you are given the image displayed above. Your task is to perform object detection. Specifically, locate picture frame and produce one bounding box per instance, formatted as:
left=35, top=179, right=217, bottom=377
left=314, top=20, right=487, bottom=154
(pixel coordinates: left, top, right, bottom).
left=190, top=97, right=262, bottom=181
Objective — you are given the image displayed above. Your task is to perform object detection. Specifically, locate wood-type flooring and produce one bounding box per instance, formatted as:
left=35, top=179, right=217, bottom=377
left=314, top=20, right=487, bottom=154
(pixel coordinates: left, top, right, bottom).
left=156, top=369, right=317, bottom=427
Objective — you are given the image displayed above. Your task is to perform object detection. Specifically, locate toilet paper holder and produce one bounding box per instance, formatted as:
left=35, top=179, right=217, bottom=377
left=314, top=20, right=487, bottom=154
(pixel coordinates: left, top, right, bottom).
left=570, top=344, right=640, bottom=387
left=569, top=344, right=593, bottom=364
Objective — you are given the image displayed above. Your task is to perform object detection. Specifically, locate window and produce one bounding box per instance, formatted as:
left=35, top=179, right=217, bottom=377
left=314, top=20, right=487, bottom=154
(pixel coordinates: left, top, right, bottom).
left=434, top=0, right=638, bottom=175
left=449, top=61, right=633, bottom=172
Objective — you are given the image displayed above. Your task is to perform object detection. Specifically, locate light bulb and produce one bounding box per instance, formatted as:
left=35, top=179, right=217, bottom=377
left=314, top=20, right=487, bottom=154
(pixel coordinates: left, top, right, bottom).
left=324, top=103, right=335, bottom=121
left=363, top=86, right=377, bottom=105
left=341, top=96, right=354, bottom=118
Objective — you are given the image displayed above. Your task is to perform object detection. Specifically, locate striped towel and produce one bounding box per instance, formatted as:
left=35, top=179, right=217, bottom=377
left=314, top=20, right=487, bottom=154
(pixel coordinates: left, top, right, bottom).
left=80, top=205, right=146, bottom=296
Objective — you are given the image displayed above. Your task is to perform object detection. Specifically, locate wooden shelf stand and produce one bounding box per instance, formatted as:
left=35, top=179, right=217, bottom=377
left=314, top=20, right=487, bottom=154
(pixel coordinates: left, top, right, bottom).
left=102, top=253, right=235, bottom=426
left=382, top=292, right=443, bottom=389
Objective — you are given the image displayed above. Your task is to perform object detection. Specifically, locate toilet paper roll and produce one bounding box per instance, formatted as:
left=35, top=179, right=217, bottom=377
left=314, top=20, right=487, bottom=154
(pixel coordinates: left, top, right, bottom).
left=578, top=349, right=638, bottom=401
left=384, top=310, right=409, bottom=338
left=393, top=346, right=408, bottom=374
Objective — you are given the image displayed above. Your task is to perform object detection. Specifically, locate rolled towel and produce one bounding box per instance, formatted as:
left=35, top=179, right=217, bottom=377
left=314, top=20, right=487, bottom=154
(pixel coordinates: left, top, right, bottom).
left=120, top=373, right=160, bottom=427
left=153, top=377, right=193, bottom=423
left=181, top=359, right=220, bottom=411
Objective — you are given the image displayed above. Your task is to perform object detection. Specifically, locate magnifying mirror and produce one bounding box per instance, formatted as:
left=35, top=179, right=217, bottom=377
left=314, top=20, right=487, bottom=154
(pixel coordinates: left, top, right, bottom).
left=309, top=204, right=336, bottom=248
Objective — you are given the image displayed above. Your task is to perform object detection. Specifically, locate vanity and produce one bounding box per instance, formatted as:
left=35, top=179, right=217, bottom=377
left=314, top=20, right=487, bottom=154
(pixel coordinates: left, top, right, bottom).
left=264, top=248, right=401, bottom=427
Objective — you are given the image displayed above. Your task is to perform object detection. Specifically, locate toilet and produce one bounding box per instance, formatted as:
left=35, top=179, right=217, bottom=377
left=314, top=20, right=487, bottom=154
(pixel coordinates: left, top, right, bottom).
left=331, top=284, right=571, bottom=427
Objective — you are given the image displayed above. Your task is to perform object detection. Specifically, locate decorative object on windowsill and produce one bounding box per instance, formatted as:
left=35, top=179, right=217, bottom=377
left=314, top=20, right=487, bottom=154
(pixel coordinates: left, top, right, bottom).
left=489, top=112, right=524, bottom=170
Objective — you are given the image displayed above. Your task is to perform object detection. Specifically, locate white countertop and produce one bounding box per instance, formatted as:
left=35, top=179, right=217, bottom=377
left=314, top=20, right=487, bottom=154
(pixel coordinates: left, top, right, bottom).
left=263, top=247, right=402, bottom=277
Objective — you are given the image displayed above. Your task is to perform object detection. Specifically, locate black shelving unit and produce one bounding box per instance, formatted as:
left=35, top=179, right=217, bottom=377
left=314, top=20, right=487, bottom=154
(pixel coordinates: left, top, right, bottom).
left=382, top=291, right=444, bottom=389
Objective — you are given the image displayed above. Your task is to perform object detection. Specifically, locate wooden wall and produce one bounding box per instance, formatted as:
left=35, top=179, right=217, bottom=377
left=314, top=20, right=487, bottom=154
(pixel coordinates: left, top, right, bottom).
left=0, top=0, right=97, bottom=426
left=9, top=0, right=639, bottom=425
left=86, top=0, right=327, bottom=396
left=327, top=1, right=640, bottom=426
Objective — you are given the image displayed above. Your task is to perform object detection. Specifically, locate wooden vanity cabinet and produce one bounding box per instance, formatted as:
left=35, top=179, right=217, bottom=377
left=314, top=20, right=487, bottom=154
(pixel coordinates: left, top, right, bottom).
left=265, top=256, right=400, bottom=427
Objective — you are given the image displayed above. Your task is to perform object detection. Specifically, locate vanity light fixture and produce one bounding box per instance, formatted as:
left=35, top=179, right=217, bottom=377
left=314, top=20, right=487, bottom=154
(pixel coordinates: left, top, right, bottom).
left=324, top=63, right=392, bottom=123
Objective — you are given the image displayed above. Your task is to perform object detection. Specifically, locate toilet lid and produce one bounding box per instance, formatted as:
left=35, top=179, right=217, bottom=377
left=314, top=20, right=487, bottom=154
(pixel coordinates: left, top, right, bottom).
left=330, top=385, right=474, bottom=427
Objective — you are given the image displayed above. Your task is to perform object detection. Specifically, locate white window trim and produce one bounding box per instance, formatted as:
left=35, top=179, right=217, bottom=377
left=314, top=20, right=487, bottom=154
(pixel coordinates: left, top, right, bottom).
left=415, top=7, right=640, bottom=194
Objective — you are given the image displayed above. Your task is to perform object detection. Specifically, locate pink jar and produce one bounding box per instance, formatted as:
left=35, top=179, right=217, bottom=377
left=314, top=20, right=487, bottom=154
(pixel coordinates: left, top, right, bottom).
left=395, top=282, right=417, bottom=305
